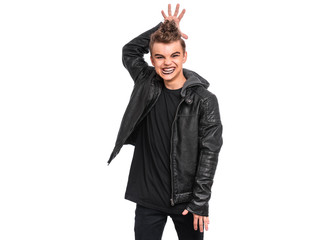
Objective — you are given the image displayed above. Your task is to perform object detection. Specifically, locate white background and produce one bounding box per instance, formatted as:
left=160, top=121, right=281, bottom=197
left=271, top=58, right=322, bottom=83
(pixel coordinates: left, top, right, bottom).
left=1, top=0, right=335, bottom=239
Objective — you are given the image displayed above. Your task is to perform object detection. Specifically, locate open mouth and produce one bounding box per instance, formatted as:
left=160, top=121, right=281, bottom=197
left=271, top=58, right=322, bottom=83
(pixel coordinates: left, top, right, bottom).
left=162, top=67, right=175, bottom=75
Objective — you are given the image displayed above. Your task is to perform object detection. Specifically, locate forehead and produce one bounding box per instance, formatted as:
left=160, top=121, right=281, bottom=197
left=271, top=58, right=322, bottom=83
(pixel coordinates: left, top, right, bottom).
left=152, top=40, right=183, bottom=55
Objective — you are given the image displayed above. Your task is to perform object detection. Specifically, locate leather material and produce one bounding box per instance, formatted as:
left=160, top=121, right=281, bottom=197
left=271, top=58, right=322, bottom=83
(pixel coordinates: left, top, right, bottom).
left=108, top=24, right=223, bottom=216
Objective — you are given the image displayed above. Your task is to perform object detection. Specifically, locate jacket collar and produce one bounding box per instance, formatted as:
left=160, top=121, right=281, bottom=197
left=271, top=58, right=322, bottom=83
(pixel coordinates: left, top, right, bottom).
left=181, top=69, right=210, bottom=97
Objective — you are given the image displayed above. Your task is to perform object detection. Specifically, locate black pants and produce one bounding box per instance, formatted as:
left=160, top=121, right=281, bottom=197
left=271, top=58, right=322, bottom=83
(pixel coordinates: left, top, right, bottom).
left=134, top=204, right=204, bottom=240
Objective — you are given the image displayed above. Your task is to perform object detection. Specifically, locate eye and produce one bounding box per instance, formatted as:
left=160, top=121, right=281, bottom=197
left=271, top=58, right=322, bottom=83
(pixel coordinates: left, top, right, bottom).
left=156, top=56, right=164, bottom=59
left=172, top=54, right=180, bottom=58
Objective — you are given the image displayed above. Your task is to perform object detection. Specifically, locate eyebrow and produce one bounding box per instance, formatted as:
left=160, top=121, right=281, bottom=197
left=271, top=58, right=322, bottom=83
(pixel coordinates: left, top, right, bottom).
left=154, top=52, right=181, bottom=57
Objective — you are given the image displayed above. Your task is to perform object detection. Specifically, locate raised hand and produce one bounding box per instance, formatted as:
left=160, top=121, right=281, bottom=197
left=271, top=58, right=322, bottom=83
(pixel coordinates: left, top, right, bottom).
left=161, top=3, right=188, bottom=39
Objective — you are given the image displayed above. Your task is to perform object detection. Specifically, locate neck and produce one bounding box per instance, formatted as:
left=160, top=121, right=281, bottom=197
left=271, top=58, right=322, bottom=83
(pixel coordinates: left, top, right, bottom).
left=164, top=74, right=186, bottom=90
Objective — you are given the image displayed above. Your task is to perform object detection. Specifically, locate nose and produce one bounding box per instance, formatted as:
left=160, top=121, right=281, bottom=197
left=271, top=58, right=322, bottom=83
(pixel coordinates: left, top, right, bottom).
left=164, top=58, right=172, bottom=65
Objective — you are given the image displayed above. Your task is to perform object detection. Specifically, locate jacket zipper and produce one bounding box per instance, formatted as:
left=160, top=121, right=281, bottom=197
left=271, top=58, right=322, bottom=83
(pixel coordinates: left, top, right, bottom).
left=170, top=97, right=185, bottom=206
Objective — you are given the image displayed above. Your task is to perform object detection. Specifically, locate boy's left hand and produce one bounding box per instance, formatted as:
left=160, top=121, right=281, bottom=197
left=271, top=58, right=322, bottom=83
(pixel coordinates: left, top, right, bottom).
left=161, top=3, right=188, bottom=39
left=182, top=209, right=210, bottom=232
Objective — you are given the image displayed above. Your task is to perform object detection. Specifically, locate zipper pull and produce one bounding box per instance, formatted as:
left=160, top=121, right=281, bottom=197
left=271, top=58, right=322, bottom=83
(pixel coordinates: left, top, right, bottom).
left=170, top=198, right=175, bottom=206
left=185, top=98, right=193, bottom=104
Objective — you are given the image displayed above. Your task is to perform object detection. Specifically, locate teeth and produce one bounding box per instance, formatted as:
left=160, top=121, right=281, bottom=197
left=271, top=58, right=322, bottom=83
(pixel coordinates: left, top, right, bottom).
left=162, top=68, right=175, bottom=74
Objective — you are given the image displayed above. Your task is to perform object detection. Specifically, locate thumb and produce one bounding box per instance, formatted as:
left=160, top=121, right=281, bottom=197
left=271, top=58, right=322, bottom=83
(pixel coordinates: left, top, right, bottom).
left=181, top=32, right=188, bottom=40
left=182, top=209, right=189, bottom=215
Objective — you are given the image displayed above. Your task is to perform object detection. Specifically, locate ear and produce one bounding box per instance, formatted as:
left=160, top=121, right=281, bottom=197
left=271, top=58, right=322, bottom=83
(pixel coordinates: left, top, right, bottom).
left=182, top=51, right=187, bottom=64
left=150, top=55, right=155, bottom=66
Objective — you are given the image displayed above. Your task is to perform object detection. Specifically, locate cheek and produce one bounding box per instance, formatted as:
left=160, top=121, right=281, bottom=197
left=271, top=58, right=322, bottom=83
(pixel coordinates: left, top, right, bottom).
left=176, top=59, right=184, bottom=66
left=152, top=60, right=162, bottom=68
left=153, top=61, right=162, bottom=73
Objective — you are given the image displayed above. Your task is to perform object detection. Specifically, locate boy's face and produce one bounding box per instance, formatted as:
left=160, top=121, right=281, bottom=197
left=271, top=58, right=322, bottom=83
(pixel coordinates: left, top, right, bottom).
left=150, top=40, right=187, bottom=83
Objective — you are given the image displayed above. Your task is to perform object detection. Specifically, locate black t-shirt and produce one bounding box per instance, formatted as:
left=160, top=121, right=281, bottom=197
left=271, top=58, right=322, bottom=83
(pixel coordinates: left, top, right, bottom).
left=125, top=84, right=188, bottom=214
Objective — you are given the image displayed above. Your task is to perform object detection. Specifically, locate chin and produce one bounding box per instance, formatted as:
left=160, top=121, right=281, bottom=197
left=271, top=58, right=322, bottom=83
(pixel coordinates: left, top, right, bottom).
left=161, top=74, right=176, bottom=81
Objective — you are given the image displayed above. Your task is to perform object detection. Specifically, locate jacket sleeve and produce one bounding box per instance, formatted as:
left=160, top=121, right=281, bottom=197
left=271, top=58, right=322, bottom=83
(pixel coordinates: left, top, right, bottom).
left=186, top=93, right=223, bottom=216
left=122, top=23, right=162, bottom=84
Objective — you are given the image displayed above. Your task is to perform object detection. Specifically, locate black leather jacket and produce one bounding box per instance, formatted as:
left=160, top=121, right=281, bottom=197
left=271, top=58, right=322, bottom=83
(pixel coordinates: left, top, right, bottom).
left=108, top=24, right=223, bottom=216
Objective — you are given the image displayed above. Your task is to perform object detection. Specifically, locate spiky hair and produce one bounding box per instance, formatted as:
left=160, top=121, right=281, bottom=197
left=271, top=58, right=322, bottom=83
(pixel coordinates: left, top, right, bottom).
left=149, top=20, right=186, bottom=54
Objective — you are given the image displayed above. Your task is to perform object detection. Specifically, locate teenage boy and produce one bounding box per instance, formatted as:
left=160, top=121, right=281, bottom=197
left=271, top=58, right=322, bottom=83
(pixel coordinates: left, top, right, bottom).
left=108, top=4, right=223, bottom=240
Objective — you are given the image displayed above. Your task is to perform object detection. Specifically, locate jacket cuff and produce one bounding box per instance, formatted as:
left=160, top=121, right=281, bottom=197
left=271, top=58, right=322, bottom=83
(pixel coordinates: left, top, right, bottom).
left=186, top=201, right=209, bottom=217
left=149, top=22, right=162, bottom=36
